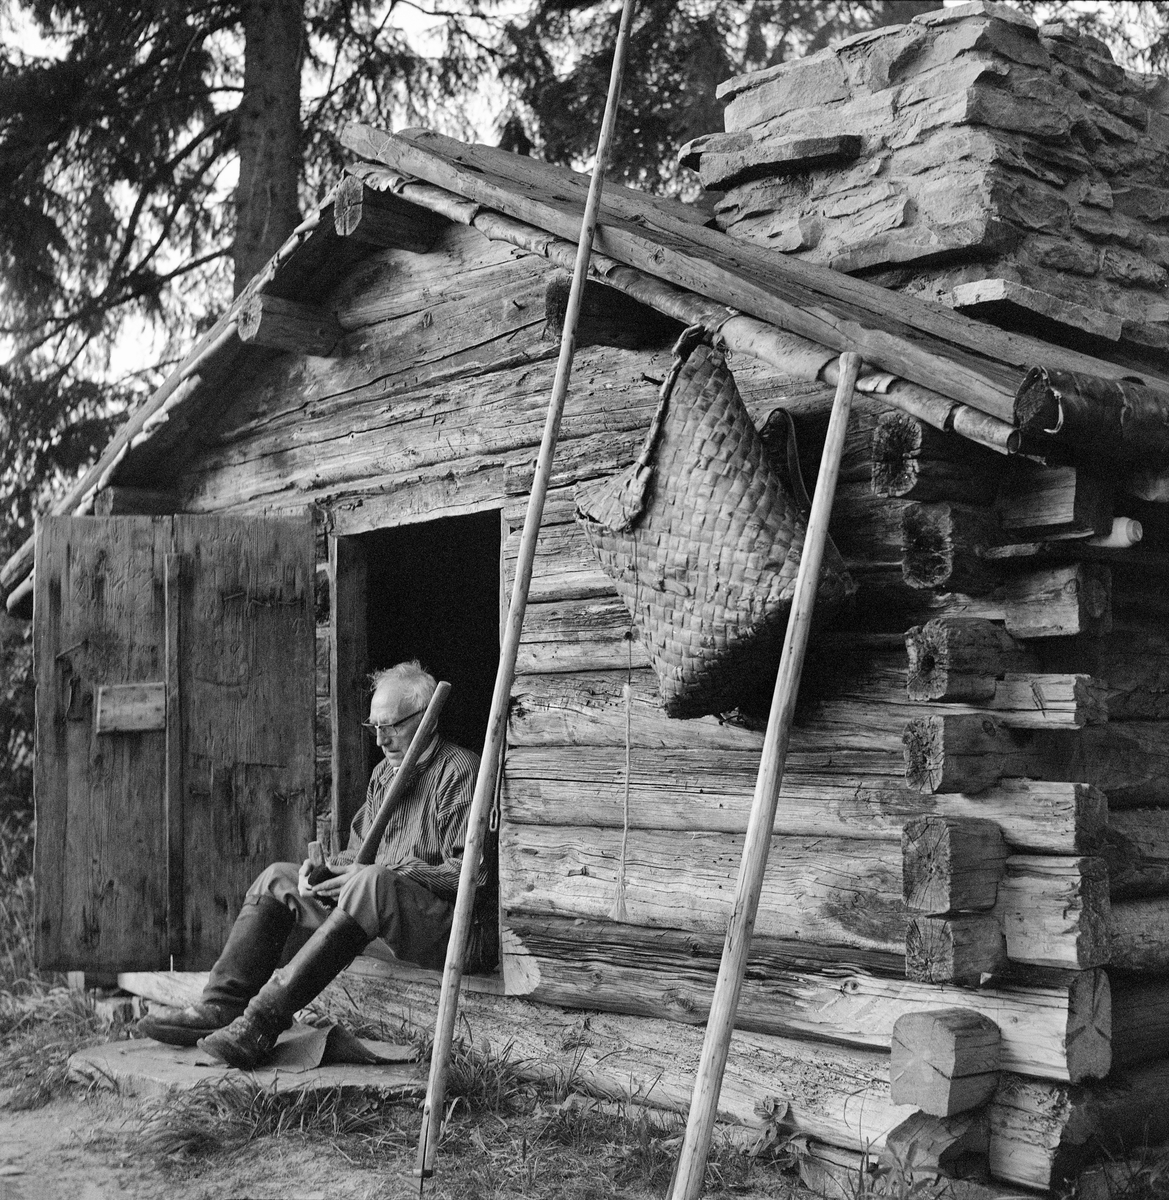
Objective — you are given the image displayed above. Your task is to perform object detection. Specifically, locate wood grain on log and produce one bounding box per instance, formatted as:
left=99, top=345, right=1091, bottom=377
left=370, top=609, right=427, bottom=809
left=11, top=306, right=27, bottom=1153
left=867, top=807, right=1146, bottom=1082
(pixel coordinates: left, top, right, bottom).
left=871, top=411, right=1002, bottom=505
left=1003, top=563, right=1111, bottom=639
left=996, top=856, right=1110, bottom=971
left=1109, top=897, right=1169, bottom=972
left=904, top=715, right=1026, bottom=795
left=910, top=671, right=1104, bottom=729
left=906, top=914, right=1008, bottom=986
left=332, top=173, right=445, bottom=251
left=317, top=966, right=1159, bottom=1192
left=1037, top=623, right=1169, bottom=721
left=503, top=744, right=1106, bottom=855
left=903, top=503, right=1002, bottom=594
left=903, top=817, right=1008, bottom=915
left=504, top=912, right=1110, bottom=1081
left=905, top=715, right=1169, bottom=806
left=906, top=618, right=1036, bottom=702
left=92, top=488, right=178, bottom=516
left=890, top=1009, right=1002, bottom=1117
left=502, top=821, right=1105, bottom=970
left=1033, top=722, right=1169, bottom=809
left=1102, top=809, right=1169, bottom=899
left=998, top=465, right=1113, bottom=541
left=237, top=294, right=342, bottom=356
left=880, top=1108, right=990, bottom=1177
left=499, top=822, right=907, bottom=957
left=1111, top=976, right=1169, bottom=1070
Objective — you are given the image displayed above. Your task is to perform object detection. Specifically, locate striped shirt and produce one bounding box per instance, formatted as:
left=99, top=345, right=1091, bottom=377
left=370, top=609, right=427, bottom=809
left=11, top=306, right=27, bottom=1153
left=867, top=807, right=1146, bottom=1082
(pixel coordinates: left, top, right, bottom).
left=330, top=735, right=486, bottom=901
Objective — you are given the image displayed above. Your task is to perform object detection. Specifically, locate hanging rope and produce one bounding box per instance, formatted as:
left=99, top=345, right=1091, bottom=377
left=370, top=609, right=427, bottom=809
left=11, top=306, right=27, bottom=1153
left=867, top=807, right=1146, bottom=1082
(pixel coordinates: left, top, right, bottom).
left=609, top=630, right=634, bottom=922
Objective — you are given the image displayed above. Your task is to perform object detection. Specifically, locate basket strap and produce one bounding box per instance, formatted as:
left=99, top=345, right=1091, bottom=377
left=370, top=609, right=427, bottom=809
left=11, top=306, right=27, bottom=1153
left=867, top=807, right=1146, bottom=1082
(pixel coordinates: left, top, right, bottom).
left=769, top=409, right=813, bottom=513
left=632, top=323, right=708, bottom=471
left=771, top=406, right=848, bottom=575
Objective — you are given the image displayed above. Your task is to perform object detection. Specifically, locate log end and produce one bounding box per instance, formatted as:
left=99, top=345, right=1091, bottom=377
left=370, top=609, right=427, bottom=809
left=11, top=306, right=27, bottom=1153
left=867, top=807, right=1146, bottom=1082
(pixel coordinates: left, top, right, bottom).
left=872, top=411, right=924, bottom=499
left=904, top=716, right=946, bottom=793
left=902, top=817, right=1008, bottom=915
left=332, top=174, right=367, bottom=238
left=890, top=1007, right=1001, bottom=1116
left=1066, top=968, right=1112, bottom=1083
left=906, top=914, right=1007, bottom=987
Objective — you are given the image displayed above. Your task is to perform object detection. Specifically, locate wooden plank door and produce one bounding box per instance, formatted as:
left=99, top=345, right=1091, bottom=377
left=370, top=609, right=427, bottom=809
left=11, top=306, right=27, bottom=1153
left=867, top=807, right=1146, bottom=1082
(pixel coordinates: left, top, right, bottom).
left=33, top=513, right=315, bottom=972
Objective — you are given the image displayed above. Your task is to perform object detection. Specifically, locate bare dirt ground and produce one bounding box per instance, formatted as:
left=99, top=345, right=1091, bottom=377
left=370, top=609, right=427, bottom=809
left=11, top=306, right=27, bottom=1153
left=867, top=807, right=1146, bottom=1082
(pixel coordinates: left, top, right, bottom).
left=1, top=1095, right=317, bottom=1200
left=0, top=1092, right=394, bottom=1200
left=0, top=1064, right=805, bottom=1200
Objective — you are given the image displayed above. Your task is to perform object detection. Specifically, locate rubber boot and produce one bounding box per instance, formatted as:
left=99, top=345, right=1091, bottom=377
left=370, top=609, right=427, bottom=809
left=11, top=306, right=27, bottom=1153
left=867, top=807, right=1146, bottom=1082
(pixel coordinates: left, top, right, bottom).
left=198, top=908, right=370, bottom=1069
left=137, top=895, right=295, bottom=1047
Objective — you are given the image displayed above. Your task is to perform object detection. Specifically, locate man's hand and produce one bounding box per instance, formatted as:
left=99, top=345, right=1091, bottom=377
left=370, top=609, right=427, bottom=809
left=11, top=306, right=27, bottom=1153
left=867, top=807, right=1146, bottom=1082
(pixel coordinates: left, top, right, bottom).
left=297, top=858, right=318, bottom=899
left=303, top=861, right=361, bottom=901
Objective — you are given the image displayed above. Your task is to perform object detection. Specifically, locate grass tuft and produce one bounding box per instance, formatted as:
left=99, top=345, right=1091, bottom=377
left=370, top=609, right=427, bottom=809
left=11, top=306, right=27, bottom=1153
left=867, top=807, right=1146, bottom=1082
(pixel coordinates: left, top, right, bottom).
left=0, top=812, right=112, bottom=1109
left=444, top=1038, right=532, bottom=1117
left=0, top=985, right=109, bottom=1108
left=0, top=814, right=43, bottom=996
left=135, top=1077, right=414, bottom=1165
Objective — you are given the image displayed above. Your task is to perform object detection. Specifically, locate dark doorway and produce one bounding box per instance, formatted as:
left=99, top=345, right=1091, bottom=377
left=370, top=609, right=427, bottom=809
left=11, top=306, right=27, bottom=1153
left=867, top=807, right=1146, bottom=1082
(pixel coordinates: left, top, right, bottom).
left=360, top=509, right=500, bottom=764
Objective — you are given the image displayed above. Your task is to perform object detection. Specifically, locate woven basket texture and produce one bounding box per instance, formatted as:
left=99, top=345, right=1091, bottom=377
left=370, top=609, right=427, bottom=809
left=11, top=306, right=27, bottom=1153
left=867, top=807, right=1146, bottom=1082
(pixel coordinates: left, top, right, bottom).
left=576, top=344, right=852, bottom=719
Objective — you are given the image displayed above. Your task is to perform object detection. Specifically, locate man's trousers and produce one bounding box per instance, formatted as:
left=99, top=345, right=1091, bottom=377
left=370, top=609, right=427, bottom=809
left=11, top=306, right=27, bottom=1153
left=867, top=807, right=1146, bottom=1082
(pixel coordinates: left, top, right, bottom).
left=248, top=862, right=454, bottom=971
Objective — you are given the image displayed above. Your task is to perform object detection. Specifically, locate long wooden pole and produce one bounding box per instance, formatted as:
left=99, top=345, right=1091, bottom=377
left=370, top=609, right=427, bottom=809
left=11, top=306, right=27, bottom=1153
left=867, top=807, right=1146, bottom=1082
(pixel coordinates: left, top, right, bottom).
left=668, top=351, right=863, bottom=1200
left=413, top=0, right=637, bottom=1184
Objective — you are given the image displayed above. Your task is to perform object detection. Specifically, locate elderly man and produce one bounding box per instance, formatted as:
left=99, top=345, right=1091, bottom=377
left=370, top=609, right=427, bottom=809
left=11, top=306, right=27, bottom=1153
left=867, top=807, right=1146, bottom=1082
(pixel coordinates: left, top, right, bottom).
left=138, top=660, right=488, bottom=1067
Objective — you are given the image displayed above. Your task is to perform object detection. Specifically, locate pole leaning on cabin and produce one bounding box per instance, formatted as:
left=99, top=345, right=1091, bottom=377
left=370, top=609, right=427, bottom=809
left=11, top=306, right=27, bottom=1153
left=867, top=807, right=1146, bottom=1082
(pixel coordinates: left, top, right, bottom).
left=355, top=681, right=450, bottom=865
left=413, top=0, right=638, bottom=1186
left=668, top=351, right=863, bottom=1200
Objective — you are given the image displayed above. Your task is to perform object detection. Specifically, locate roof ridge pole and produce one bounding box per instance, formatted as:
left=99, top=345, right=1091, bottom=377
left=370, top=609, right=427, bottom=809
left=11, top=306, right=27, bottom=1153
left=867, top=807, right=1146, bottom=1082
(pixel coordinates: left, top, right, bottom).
left=411, top=0, right=637, bottom=1187
left=668, top=351, right=863, bottom=1200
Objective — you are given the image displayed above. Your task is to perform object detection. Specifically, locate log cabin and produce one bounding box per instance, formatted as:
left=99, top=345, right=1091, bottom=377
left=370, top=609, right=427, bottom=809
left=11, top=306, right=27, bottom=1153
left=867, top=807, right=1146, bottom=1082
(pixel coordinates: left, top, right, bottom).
left=6, top=3, right=1169, bottom=1195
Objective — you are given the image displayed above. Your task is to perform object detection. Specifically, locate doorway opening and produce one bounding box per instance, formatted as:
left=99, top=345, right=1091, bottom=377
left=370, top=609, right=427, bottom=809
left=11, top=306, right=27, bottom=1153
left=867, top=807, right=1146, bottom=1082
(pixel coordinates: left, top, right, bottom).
left=361, top=510, right=501, bottom=757
left=330, top=508, right=502, bottom=979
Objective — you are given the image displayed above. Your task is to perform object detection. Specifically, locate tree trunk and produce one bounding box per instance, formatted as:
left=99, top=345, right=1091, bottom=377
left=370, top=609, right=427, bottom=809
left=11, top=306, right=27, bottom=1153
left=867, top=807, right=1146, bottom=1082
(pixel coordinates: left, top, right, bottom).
left=235, top=0, right=303, bottom=294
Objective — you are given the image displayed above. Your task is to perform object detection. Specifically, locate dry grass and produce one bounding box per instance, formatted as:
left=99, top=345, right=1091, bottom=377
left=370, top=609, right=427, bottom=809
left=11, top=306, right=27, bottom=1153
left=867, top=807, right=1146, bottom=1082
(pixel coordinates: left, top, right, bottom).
left=1061, top=1148, right=1169, bottom=1200
left=129, top=1038, right=805, bottom=1199
left=0, top=986, right=113, bottom=1108
left=136, top=1076, right=416, bottom=1162
left=0, top=812, right=115, bottom=1108
left=0, top=813, right=41, bottom=995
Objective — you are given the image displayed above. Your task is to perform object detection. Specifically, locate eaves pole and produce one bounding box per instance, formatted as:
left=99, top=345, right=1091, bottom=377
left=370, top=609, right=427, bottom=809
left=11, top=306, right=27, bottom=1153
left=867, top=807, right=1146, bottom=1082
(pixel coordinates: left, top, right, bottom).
left=412, top=0, right=638, bottom=1186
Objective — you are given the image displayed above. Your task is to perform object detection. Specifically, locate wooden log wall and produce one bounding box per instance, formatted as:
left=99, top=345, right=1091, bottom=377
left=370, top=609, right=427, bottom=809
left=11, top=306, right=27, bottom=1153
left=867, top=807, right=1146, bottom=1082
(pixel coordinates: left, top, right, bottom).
left=159, top=215, right=1169, bottom=1196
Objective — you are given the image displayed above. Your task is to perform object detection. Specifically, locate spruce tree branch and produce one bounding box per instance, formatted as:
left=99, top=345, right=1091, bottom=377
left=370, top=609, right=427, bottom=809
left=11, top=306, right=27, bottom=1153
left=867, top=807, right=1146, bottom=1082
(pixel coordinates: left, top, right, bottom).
left=98, top=114, right=231, bottom=304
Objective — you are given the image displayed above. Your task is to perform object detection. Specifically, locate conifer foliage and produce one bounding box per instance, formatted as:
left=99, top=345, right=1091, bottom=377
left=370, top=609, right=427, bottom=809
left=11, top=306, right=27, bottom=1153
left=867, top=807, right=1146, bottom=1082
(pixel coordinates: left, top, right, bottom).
left=0, top=0, right=498, bottom=562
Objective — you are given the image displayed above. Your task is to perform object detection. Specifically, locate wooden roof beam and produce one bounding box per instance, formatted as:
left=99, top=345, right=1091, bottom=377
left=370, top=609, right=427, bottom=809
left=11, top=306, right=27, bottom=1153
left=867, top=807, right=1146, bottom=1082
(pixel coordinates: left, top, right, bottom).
left=346, top=158, right=1020, bottom=456
left=237, top=293, right=342, bottom=356
left=333, top=173, right=446, bottom=252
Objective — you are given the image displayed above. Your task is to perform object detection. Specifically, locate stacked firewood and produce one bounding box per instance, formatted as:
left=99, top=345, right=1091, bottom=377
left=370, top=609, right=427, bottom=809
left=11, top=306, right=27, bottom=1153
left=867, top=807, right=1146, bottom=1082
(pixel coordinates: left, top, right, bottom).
left=680, top=1, right=1169, bottom=363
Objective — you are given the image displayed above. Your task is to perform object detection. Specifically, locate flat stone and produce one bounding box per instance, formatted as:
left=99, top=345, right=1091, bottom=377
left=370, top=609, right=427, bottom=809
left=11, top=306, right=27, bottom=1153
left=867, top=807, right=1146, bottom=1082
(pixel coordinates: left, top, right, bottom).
left=68, top=1039, right=426, bottom=1098
left=914, top=2, right=1037, bottom=32
left=950, top=278, right=1123, bottom=341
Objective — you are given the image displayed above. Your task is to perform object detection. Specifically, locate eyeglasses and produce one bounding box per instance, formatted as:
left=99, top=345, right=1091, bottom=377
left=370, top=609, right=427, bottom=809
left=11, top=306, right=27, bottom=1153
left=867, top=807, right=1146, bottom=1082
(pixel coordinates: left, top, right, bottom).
left=361, top=706, right=427, bottom=735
